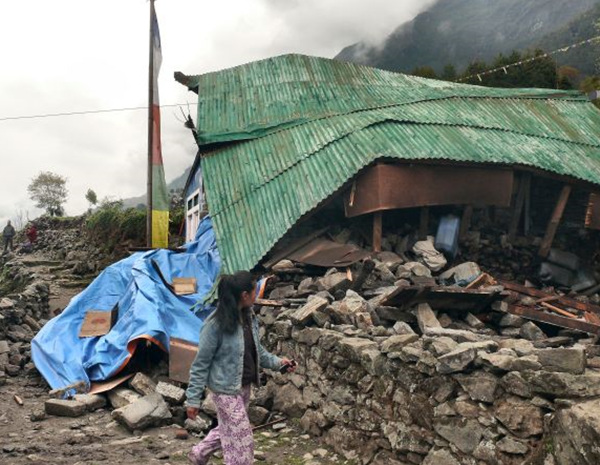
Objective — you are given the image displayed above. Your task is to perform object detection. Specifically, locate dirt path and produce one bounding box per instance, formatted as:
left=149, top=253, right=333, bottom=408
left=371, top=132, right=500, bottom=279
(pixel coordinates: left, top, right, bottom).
left=0, top=251, right=357, bottom=465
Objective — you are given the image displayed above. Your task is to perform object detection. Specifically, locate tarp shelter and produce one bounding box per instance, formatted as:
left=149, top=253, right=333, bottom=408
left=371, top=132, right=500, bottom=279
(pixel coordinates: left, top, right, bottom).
left=32, top=217, right=220, bottom=391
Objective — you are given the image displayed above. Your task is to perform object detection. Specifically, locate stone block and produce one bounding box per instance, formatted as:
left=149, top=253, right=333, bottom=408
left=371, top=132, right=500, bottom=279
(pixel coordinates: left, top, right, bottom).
left=73, top=394, right=107, bottom=411
left=497, top=436, right=528, bottom=455
left=291, top=297, right=328, bottom=325
left=433, top=418, right=483, bottom=454
left=381, top=334, right=419, bottom=353
left=184, top=412, right=213, bottom=433
left=156, top=381, right=186, bottom=405
left=536, top=347, right=586, bottom=374
left=336, top=337, right=378, bottom=362
left=416, top=303, right=441, bottom=334
left=111, top=393, right=172, bottom=431
left=129, top=372, right=157, bottom=396
left=551, top=398, right=600, bottom=465
left=437, top=347, right=476, bottom=374
left=494, top=396, right=543, bottom=438
left=454, top=371, right=499, bottom=403
left=45, top=399, right=87, bottom=417
left=0, top=340, right=9, bottom=354
left=520, top=321, right=546, bottom=341
left=521, top=371, right=600, bottom=398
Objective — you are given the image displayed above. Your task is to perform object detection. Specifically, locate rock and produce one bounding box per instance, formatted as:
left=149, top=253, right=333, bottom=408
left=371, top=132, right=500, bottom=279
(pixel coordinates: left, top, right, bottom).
left=294, top=327, right=324, bottom=346
left=502, top=371, right=533, bottom=398
left=45, top=399, right=87, bottom=417
left=494, top=396, right=543, bottom=438
left=107, top=387, right=142, bottom=409
left=402, top=261, right=432, bottom=278
left=422, top=448, right=460, bottom=465
left=434, top=417, right=483, bottom=454
left=423, top=327, right=483, bottom=343
left=416, top=303, right=441, bottom=334
left=465, top=313, right=485, bottom=329
left=551, top=398, right=600, bottom=465
left=499, top=314, right=525, bottom=327
left=30, top=408, right=46, bottom=422
left=377, top=252, right=404, bottom=271
left=498, top=339, right=534, bottom=356
left=269, top=284, right=295, bottom=299
left=536, top=347, right=586, bottom=374
left=316, top=273, right=351, bottom=294
left=0, top=340, right=10, bottom=354
left=510, top=355, right=542, bottom=371
left=291, top=297, right=328, bottom=325
left=454, top=371, right=499, bottom=403
left=437, top=347, right=476, bottom=374
left=426, top=337, right=458, bottom=356
left=392, top=321, right=415, bottom=335
left=185, top=412, right=213, bottom=433
left=111, top=393, right=172, bottom=431
left=248, top=405, right=269, bottom=425
left=521, top=371, right=600, bottom=398
left=156, top=381, right=186, bottom=404
left=360, top=348, right=386, bottom=376
left=336, top=337, right=378, bottom=362
left=473, top=439, right=497, bottom=463
left=381, top=334, right=419, bottom=353
left=73, top=394, right=107, bottom=411
left=534, top=336, right=573, bottom=349
left=478, top=352, right=517, bottom=372
left=273, top=383, right=307, bottom=418
left=520, top=322, right=547, bottom=341
left=271, top=260, right=295, bottom=272
left=497, top=436, right=529, bottom=455
left=129, top=372, right=157, bottom=396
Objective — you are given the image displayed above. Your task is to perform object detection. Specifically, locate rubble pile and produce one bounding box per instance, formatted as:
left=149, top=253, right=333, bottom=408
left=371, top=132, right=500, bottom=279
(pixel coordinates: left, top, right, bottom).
left=252, top=249, right=600, bottom=465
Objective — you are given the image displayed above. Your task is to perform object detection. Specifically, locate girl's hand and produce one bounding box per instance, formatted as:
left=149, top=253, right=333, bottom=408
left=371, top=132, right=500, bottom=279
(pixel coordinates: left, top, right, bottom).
left=187, top=407, right=199, bottom=420
left=281, top=358, right=297, bottom=373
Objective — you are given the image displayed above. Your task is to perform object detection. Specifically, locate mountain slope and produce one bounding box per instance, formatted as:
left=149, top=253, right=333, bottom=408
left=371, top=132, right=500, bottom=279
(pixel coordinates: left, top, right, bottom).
left=337, top=0, right=599, bottom=75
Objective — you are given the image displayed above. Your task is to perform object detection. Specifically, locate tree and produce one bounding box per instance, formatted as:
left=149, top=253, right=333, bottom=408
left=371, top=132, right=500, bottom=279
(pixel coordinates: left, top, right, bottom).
left=27, top=171, right=68, bottom=216
left=85, top=189, right=98, bottom=210
left=412, top=66, right=438, bottom=79
left=441, top=64, right=457, bottom=81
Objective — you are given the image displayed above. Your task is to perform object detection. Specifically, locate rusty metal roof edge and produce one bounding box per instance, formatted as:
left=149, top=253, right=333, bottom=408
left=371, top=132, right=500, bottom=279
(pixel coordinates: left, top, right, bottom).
left=204, top=117, right=600, bottom=222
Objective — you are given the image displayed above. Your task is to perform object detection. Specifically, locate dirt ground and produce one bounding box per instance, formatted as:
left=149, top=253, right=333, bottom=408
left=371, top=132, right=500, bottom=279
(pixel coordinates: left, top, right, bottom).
left=0, top=375, right=357, bottom=465
left=0, top=252, right=359, bottom=465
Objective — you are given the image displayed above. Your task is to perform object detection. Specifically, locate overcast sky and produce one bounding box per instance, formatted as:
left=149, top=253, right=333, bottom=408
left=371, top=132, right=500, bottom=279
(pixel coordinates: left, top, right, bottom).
left=0, top=0, right=436, bottom=229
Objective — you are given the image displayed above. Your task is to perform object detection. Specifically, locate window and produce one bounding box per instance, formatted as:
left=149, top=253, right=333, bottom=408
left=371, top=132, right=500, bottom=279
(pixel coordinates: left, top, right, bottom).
left=186, top=188, right=202, bottom=242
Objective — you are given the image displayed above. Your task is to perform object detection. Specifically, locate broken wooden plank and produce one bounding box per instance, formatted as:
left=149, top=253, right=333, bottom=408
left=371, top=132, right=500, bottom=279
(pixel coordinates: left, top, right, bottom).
left=373, top=212, right=383, bottom=253
left=585, top=312, right=600, bottom=326
left=508, top=175, right=527, bottom=242
left=500, top=280, right=600, bottom=315
left=508, top=304, right=600, bottom=335
left=539, top=185, right=572, bottom=257
left=254, top=298, right=285, bottom=308
left=419, top=207, right=429, bottom=240
left=459, top=205, right=473, bottom=240
left=533, top=295, right=560, bottom=305
left=540, top=302, right=578, bottom=319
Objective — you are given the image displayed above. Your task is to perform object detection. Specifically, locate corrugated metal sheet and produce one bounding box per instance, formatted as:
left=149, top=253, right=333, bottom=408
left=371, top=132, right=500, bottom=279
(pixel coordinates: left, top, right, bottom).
left=183, top=54, right=600, bottom=273
left=182, top=54, right=587, bottom=146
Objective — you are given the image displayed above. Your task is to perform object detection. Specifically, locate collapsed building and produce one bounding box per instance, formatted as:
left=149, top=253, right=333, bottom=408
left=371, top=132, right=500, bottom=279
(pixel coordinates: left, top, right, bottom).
left=172, top=54, right=600, bottom=464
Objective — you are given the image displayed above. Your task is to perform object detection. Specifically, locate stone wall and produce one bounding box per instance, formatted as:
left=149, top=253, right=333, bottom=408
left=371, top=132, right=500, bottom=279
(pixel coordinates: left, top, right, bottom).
left=256, top=287, right=600, bottom=465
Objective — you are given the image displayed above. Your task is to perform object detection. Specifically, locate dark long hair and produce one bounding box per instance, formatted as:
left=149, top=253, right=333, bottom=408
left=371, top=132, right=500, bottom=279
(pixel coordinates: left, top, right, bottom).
left=213, top=271, right=255, bottom=334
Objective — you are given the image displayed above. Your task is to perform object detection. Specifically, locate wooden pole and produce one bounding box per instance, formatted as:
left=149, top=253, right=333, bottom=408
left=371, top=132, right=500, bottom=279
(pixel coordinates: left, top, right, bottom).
left=539, top=185, right=572, bottom=258
left=146, top=0, right=155, bottom=248
left=373, top=211, right=382, bottom=253
left=508, top=175, right=527, bottom=242
left=459, top=205, right=473, bottom=241
left=419, top=206, right=429, bottom=240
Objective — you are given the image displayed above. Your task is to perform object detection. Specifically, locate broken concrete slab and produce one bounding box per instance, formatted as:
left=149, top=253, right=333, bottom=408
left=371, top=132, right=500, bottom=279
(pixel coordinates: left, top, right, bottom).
left=107, top=387, right=142, bottom=409
left=45, top=398, right=87, bottom=417
left=156, top=381, right=186, bottom=405
left=111, top=393, right=172, bottom=431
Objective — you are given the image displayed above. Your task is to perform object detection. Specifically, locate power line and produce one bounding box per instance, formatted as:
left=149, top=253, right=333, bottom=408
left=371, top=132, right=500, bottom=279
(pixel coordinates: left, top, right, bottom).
left=457, top=35, right=600, bottom=83
left=0, top=102, right=198, bottom=122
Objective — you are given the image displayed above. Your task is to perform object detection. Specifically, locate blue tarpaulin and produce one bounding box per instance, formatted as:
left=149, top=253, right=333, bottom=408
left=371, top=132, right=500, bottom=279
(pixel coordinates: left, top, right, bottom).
left=32, top=217, right=221, bottom=391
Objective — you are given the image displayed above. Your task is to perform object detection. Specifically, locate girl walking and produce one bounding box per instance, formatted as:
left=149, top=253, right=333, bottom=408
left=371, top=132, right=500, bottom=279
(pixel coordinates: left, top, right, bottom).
left=186, top=271, right=295, bottom=465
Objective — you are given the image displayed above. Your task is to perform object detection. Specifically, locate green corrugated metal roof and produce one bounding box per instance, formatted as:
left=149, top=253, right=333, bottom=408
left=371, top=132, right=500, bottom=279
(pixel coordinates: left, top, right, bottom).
left=180, top=54, right=600, bottom=273
left=180, top=54, right=587, bottom=146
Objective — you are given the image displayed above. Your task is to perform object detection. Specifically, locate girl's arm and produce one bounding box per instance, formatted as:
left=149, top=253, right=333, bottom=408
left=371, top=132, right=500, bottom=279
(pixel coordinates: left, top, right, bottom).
left=185, top=319, right=219, bottom=408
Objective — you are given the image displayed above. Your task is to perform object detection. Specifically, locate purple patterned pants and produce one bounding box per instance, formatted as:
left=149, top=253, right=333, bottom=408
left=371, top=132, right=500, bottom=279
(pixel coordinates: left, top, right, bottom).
left=188, top=385, right=253, bottom=465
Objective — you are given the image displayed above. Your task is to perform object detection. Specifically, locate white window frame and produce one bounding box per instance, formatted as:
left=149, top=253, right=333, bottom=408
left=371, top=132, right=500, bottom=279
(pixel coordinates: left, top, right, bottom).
left=186, top=188, right=201, bottom=242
